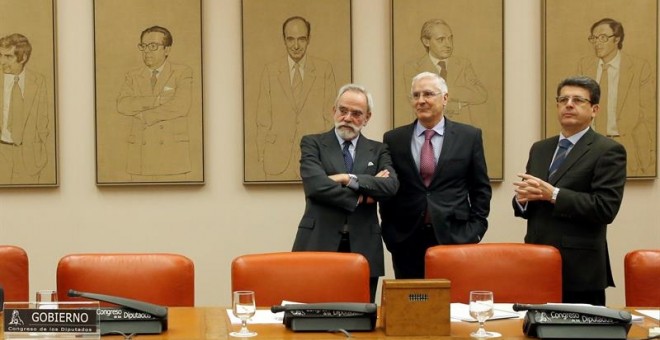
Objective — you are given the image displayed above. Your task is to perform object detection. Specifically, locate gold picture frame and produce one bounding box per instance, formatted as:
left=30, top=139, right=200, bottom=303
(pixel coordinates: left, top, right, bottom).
left=242, top=0, right=352, bottom=184
left=94, top=0, right=204, bottom=185
left=0, top=0, right=58, bottom=187
left=392, top=0, right=504, bottom=180
left=542, top=0, right=658, bottom=179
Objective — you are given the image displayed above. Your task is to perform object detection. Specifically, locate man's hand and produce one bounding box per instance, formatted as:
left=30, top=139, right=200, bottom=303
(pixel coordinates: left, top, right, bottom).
left=513, top=173, right=555, bottom=203
left=328, top=173, right=350, bottom=186
left=375, top=169, right=390, bottom=178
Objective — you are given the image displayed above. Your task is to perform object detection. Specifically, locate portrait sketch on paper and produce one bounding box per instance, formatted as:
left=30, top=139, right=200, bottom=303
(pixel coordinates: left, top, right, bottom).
left=95, top=0, right=204, bottom=185
left=543, top=0, right=657, bottom=178
left=243, top=0, right=352, bottom=183
left=0, top=0, right=57, bottom=187
left=393, top=0, right=504, bottom=180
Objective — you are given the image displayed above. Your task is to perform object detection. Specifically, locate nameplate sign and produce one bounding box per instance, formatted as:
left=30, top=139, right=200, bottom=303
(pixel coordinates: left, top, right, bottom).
left=3, top=302, right=100, bottom=339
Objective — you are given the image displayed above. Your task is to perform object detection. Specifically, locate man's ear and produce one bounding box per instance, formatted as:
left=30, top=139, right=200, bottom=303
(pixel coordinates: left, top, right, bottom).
left=591, top=103, right=600, bottom=119
left=421, top=37, right=430, bottom=49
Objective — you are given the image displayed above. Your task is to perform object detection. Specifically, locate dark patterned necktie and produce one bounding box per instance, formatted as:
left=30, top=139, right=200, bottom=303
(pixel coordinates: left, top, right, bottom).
left=420, top=129, right=436, bottom=186
left=548, top=139, right=573, bottom=179
left=343, top=141, right=353, bottom=173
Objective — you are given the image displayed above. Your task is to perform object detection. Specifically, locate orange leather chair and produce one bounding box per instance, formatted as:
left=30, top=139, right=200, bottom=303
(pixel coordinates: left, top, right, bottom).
left=425, top=243, right=562, bottom=304
left=0, top=245, right=29, bottom=302
left=624, top=249, right=660, bottom=307
left=57, top=253, right=194, bottom=306
left=231, top=251, right=370, bottom=307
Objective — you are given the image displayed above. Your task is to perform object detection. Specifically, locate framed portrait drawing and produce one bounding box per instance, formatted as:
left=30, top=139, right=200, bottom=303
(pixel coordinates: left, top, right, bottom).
left=0, top=0, right=58, bottom=187
left=543, top=0, right=658, bottom=179
left=392, top=0, right=504, bottom=180
left=94, top=0, right=204, bottom=185
left=243, top=0, right=352, bottom=184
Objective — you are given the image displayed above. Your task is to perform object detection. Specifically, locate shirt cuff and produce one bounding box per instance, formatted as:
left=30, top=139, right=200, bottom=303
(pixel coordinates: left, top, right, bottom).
left=346, top=174, right=359, bottom=190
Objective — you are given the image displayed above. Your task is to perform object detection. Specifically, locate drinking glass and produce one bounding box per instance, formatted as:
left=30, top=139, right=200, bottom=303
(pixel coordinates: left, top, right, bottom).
left=469, top=290, right=500, bottom=338
left=229, top=291, right=257, bottom=337
left=36, top=289, right=58, bottom=309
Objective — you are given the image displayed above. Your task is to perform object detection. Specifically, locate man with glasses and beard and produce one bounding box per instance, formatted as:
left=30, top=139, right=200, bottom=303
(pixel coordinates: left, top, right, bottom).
left=292, top=84, right=399, bottom=302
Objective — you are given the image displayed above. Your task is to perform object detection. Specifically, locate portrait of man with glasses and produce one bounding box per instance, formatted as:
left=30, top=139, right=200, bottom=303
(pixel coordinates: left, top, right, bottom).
left=576, top=17, right=656, bottom=177
left=116, top=25, right=193, bottom=182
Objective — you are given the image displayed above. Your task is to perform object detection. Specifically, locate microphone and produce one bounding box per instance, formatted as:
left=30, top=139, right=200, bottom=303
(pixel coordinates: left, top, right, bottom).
left=68, top=289, right=167, bottom=318
left=512, top=303, right=534, bottom=311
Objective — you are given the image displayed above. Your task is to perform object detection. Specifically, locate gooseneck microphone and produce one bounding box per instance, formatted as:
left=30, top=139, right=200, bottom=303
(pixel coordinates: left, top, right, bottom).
left=68, top=289, right=167, bottom=318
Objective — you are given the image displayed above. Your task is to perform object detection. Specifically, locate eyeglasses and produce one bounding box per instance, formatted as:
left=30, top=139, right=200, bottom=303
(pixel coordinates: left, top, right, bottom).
left=137, top=43, right=165, bottom=51
left=587, top=34, right=616, bottom=44
left=336, top=106, right=365, bottom=118
left=556, top=96, right=592, bottom=106
left=409, top=91, right=441, bottom=101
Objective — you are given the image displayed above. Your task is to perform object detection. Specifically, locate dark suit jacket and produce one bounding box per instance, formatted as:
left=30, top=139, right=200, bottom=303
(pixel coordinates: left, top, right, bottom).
left=512, top=128, right=626, bottom=292
left=380, top=119, right=491, bottom=248
left=292, top=129, right=399, bottom=277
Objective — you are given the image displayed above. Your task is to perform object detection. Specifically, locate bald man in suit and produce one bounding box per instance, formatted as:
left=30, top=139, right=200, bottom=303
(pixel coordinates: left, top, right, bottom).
left=256, top=16, right=337, bottom=181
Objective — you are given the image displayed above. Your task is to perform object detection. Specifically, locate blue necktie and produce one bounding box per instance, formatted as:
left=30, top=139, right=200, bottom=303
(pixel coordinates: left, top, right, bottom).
left=548, top=139, right=573, bottom=179
left=343, top=141, right=353, bottom=173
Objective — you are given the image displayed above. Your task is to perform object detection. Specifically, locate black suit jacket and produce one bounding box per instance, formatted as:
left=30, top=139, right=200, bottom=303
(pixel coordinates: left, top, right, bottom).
left=292, top=129, right=399, bottom=277
left=380, top=119, right=491, bottom=248
left=513, top=128, right=626, bottom=292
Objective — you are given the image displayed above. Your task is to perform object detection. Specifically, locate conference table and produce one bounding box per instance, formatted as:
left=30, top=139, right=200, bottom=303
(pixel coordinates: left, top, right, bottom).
left=1, top=307, right=658, bottom=339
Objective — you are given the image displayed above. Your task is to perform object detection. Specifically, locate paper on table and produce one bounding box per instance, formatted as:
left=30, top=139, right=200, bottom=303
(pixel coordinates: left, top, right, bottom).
left=226, top=300, right=303, bottom=324
left=226, top=309, right=284, bottom=324
left=635, top=309, right=660, bottom=321
left=451, top=303, right=523, bottom=322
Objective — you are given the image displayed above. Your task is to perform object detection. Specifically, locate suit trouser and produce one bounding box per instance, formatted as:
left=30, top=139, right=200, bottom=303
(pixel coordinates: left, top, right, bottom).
left=390, top=224, right=439, bottom=279
left=338, top=232, right=379, bottom=303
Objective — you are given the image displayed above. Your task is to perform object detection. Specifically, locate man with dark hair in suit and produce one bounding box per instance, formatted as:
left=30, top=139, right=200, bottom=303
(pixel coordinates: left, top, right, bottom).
left=293, top=84, right=398, bottom=301
left=256, top=16, right=337, bottom=181
left=513, top=76, right=626, bottom=306
left=0, top=33, right=49, bottom=184
left=381, top=71, right=491, bottom=279
left=577, top=17, right=655, bottom=177
left=117, top=25, right=193, bottom=181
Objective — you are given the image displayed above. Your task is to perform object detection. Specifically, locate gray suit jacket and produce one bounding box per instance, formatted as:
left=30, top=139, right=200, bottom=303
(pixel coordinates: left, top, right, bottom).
left=292, top=129, right=399, bottom=277
left=513, top=128, right=626, bottom=292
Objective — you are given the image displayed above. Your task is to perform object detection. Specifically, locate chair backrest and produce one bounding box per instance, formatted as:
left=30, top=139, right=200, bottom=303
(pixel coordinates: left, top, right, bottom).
left=425, top=243, right=562, bottom=304
left=624, top=249, right=660, bottom=307
left=57, top=253, right=195, bottom=306
left=0, top=245, right=29, bottom=302
left=231, top=251, right=370, bottom=307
